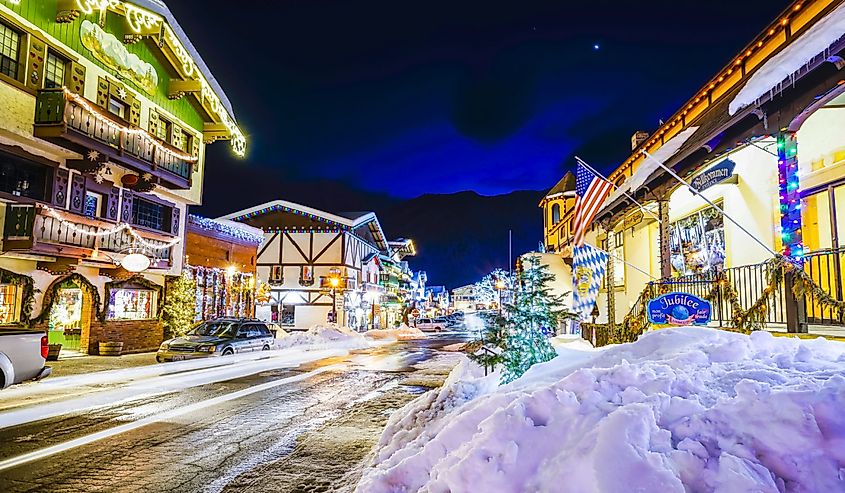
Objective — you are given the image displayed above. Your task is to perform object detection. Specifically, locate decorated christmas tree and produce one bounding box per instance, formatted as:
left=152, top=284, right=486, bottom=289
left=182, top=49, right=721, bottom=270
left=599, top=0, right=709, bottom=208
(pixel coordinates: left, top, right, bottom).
left=470, top=255, right=571, bottom=383
left=162, top=271, right=198, bottom=339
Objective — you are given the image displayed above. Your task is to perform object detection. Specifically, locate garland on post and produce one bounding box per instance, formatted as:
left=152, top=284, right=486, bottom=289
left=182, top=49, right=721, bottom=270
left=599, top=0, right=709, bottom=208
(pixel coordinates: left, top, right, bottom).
left=584, top=254, right=845, bottom=347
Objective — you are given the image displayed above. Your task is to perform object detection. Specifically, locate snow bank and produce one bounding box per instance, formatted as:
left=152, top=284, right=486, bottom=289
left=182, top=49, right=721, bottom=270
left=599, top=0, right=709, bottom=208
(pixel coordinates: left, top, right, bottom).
left=276, top=324, right=369, bottom=350
left=730, top=2, right=845, bottom=115
left=357, top=328, right=845, bottom=492
left=365, top=325, right=428, bottom=341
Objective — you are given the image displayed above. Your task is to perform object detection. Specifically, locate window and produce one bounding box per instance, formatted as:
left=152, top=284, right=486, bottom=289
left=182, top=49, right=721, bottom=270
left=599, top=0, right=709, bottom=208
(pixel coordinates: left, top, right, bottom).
left=0, top=150, right=50, bottom=201
left=131, top=197, right=165, bottom=231
left=0, top=23, right=20, bottom=80
left=0, top=284, right=18, bottom=323
left=300, top=266, right=314, bottom=286
left=108, top=97, right=127, bottom=119
left=44, top=51, right=66, bottom=89
left=551, top=203, right=561, bottom=224
left=601, top=231, right=624, bottom=288
left=269, top=265, right=283, bottom=283
left=107, top=288, right=157, bottom=320
left=84, top=191, right=102, bottom=218
left=280, top=305, right=295, bottom=326
left=669, top=202, right=725, bottom=277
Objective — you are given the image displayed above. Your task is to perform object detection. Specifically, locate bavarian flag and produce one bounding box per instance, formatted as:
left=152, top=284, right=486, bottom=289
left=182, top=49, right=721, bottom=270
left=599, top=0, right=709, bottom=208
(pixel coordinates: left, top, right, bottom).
left=572, top=243, right=609, bottom=321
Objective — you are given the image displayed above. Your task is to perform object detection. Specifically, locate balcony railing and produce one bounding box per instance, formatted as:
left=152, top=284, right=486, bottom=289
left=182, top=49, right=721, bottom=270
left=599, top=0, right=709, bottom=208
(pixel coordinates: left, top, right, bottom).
left=2, top=204, right=174, bottom=264
left=33, top=89, right=192, bottom=189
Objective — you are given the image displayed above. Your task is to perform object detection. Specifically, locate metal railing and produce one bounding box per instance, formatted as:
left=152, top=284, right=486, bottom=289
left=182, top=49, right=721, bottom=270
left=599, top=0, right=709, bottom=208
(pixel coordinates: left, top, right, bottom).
left=803, top=247, right=845, bottom=326
left=34, top=89, right=192, bottom=181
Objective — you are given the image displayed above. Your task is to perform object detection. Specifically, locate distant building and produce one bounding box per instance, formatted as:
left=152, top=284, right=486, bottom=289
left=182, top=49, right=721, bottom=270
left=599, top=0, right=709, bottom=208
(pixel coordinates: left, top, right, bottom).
left=424, top=285, right=449, bottom=315
left=451, top=284, right=480, bottom=312
left=539, top=172, right=576, bottom=259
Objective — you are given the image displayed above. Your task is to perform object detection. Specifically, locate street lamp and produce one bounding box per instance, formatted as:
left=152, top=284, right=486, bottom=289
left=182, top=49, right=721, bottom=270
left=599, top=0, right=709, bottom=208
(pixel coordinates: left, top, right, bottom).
left=328, top=269, right=341, bottom=324
left=495, top=278, right=506, bottom=315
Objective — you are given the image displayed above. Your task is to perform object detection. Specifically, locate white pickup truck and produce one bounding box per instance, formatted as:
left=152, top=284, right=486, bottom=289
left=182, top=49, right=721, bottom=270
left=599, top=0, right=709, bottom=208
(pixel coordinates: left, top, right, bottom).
left=0, top=330, right=52, bottom=389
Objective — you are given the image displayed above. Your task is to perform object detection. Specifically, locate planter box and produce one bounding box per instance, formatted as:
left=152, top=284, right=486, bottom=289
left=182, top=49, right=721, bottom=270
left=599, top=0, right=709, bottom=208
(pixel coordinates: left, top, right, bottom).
left=98, top=341, right=124, bottom=356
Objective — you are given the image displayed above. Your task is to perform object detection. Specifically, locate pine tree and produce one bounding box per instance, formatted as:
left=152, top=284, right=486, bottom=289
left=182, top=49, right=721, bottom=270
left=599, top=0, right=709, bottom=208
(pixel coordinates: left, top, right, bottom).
left=162, top=271, right=198, bottom=339
left=470, top=255, right=572, bottom=383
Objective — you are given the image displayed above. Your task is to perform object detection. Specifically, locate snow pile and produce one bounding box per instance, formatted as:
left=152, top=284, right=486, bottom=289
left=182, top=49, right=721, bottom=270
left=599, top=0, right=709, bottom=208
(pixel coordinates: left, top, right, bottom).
left=276, top=324, right=368, bottom=350
left=365, top=325, right=428, bottom=341
left=357, top=328, right=845, bottom=492
left=730, top=2, right=845, bottom=115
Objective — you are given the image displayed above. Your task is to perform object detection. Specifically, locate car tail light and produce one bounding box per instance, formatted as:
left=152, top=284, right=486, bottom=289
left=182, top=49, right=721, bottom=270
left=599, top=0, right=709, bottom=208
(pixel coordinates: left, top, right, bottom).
left=41, top=335, right=49, bottom=360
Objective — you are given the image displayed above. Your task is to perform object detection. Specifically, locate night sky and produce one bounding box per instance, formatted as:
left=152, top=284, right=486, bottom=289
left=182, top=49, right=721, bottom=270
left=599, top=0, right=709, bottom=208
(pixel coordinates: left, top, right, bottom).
left=171, top=0, right=790, bottom=286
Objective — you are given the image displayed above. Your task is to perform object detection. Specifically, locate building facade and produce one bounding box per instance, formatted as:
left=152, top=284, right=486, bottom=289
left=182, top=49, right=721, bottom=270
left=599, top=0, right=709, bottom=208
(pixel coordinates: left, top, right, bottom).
left=548, top=0, right=845, bottom=334
left=184, top=215, right=262, bottom=321
left=224, top=201, right=419, bottom=331
left=0, top=1, right=244, bottom=353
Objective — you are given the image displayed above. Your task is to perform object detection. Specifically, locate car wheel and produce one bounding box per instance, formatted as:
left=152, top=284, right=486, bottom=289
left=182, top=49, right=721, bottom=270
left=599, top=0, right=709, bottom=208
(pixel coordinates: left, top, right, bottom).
left=436, top=327, right=443, bottom=332
left=155, top=356, right=163, bottom=363
left=222, top=348, right=234, bottom=356
left=262, top=345, right=270, bottom=351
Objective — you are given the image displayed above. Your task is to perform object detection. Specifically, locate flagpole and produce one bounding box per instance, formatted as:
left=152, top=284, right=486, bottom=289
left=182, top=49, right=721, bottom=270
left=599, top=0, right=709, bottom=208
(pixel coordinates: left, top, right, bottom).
left=592, top=244, right=658, bottom=280
left=641, top=151, right=780, bottom=258
left=575, top=156, right=662, bottom=224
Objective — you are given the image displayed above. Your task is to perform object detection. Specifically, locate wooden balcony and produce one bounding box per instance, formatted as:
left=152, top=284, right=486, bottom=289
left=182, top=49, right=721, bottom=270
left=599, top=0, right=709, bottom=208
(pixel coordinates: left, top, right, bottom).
left=33, top=89, right=193, bottom=190
left=2, top=204, right=175, bottom=266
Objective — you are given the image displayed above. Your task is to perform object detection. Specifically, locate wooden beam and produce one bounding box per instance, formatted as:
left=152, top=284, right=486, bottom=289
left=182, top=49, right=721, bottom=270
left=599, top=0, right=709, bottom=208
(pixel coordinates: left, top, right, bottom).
left=168, top=79, right=202, bottom=100
left=203, top=123, right=231, bottom=143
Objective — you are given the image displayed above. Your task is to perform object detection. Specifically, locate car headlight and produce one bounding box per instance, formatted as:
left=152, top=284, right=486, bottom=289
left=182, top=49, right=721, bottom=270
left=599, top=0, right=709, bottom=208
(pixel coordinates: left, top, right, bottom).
left=159, top=343, right=169, bottom=351
left=197, top=345, right=217, bottom=353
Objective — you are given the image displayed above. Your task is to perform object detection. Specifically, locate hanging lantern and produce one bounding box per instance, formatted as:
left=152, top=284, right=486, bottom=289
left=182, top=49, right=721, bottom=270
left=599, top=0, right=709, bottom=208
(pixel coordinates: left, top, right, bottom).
left=121, top=253, right=151, bottom=273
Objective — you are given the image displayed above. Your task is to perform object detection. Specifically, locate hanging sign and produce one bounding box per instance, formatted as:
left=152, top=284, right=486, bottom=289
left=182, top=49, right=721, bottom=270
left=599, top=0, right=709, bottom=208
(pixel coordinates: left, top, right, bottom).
left=647, top=292, right=712, bottom=326
left=624, top=210, right=644, bottom=229
left=691, top=159, right=735, bottom=192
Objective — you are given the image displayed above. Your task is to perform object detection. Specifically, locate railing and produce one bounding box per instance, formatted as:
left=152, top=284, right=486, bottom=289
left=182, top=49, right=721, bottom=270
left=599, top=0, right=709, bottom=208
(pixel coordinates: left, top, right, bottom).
left=803, top=247, right=845, bottom=326
left=2, top=204, right=174, bottom=262
left=34, top=89, right=192, bottom=181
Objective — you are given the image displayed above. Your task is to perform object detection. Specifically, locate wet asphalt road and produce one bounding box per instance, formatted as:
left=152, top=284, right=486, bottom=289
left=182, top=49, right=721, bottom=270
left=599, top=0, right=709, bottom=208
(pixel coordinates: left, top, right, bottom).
left=0, top=335, right=467, bottom=493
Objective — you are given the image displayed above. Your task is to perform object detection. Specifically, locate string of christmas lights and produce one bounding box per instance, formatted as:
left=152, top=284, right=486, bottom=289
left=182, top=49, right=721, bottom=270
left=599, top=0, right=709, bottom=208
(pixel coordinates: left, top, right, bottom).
left=62, top=88, right=198, bottom=164
left=777, top=132, right=804, bottom=260
left=41, top=205, right=181, bottom=250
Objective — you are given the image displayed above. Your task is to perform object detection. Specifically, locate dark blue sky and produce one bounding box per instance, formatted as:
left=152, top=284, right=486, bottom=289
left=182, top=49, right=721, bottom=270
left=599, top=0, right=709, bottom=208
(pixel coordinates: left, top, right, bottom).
left=171, top=0, right=791, bottom=200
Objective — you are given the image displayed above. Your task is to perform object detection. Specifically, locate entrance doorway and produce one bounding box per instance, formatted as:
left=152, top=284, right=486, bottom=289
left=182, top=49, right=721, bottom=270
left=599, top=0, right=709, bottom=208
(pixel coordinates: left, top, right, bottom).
left=48, top=283, right=85, bottom=351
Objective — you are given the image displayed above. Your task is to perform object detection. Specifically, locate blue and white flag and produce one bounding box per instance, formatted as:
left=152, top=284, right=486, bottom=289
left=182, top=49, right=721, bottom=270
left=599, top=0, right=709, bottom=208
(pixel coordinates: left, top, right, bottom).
left=572, top=243, right=608, bottom=321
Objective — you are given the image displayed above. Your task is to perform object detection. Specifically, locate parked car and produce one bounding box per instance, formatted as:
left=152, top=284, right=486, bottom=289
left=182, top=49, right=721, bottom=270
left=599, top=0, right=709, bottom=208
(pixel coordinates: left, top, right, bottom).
left=0, top=329, right=52, bottom=389
left=157, top=318, right=276, bottom=363
left=415, top=318, right=444, bottom=332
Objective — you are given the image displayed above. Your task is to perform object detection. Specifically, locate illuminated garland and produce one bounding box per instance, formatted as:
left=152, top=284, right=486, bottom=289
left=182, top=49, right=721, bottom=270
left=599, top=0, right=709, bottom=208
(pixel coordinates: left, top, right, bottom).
left=62, top=88, right=198, bottom=164
left=187, top=215, right=264, bottom=244
left=41, top=204, right=181, bottom=250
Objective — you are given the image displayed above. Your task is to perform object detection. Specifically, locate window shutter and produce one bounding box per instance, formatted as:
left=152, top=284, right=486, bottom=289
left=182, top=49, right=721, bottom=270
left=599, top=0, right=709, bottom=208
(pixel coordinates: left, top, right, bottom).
left=106, top=186, right=120, bottom=221
left=52, top=168, right=69, bottom=208
left=69, top=173, right=86, bottom=214
left=191, top=132, right=200, bottom=158
left=96, top=77, right=109, bottom=107
left=148, top=109, right=159, bottom=138
left=121, top=189, right=134, bottom=223
left=127, top=92, right=141, bottom=126
left=171, top=126, right=183, bottom=150
left=26, top=36, right=47, bottom=90
left=64, top=61, right=85, bottom=95
left=170, top=206, right=181, bottom=235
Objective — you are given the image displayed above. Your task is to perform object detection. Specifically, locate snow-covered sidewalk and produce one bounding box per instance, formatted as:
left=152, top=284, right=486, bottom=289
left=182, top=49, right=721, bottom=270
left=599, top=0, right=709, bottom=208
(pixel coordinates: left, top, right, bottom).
left=357, top=327, right=845, bottom=492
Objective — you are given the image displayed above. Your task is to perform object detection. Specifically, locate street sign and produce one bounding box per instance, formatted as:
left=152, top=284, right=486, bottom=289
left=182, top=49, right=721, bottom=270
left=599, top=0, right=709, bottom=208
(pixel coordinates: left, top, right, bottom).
left=647, top=292, right=712, bottom=326
left=410, top=308, right=420, bottom=318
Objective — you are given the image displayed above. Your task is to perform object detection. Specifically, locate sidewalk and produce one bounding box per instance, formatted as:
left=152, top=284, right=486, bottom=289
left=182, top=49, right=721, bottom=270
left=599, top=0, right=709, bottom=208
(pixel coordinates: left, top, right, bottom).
left=48, top=352, right=158, bottom=377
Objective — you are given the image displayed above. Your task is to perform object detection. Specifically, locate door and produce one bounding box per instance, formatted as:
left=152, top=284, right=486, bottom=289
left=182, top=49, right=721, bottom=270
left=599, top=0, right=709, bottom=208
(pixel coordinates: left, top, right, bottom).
left=48, top=286, right=84, bottom=351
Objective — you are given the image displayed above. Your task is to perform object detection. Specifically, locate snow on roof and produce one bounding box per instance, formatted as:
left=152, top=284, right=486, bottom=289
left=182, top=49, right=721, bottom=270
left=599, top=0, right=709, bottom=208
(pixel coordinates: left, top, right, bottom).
left=187, top=215, right=264, bottom=244
left=129, top=0, right=236, bottom=117
left=604, top=126, right=699, bottom=206
left=730, top=2, right=845, bottom=116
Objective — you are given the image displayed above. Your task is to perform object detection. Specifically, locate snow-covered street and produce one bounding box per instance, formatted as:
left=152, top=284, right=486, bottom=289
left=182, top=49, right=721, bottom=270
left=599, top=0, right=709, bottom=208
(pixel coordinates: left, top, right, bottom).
left=0, top=335, right=466, bottom=492
left=358, top=328, right=845, bottom=492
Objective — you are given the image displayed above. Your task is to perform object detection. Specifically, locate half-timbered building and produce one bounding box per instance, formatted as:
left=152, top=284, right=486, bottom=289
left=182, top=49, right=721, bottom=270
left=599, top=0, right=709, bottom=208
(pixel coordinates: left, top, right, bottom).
left=223, top=200, right=395, bottom=330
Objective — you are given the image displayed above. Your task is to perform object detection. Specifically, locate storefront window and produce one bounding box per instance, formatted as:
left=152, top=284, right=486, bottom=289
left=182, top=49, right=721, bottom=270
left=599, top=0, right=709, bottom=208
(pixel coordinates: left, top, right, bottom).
left=0, top=284, right=18, bottom=323
left=49, top=286, right=83, bottom=349
left=670, top=203, right=725, bottom=276
left=108, top=288, right=157, bottom=320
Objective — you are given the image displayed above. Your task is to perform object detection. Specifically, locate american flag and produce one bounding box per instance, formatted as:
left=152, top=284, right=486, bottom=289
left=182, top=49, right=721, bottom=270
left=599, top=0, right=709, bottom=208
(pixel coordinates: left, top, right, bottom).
left=573, top=162, right=614, bottom=246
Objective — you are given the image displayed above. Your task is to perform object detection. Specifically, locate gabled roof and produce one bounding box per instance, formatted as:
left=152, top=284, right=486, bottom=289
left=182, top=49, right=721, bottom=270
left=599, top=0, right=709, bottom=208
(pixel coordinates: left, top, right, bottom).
left=221, top=200, right=389, bottom=250
left=540, top=172, right=575, bottom=206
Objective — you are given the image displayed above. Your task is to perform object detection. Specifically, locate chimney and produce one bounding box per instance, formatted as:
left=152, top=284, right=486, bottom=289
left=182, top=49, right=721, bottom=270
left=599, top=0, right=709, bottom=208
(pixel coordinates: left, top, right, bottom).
left=631, top=131, right=649, bottom=151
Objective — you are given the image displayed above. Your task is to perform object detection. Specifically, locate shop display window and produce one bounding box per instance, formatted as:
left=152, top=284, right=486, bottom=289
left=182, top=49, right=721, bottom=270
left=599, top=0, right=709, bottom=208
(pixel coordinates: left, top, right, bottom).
left=670, top=203, right=726, bottom=277
left=0, top=284, right=18, bottom=324
left=108, top=288, right=157, bottom=320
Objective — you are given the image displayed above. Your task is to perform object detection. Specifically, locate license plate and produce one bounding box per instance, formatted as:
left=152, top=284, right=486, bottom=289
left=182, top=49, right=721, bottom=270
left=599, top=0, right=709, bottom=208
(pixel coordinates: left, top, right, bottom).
left=172, top=355, right=185, bottom=361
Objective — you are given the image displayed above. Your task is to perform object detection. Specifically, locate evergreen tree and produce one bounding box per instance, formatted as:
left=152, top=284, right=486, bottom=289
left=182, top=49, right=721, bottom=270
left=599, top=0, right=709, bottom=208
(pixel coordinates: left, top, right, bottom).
left=470, top=255, right=572, bottom=383
left=162, top=271, right=197, bottom=339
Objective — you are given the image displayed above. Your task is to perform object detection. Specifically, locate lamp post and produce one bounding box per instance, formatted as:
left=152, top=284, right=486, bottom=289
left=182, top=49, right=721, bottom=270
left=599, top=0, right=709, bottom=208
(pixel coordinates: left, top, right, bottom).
left=495, top=278, right=506, bottom=315
left=329, top=272, right=341, bottom=324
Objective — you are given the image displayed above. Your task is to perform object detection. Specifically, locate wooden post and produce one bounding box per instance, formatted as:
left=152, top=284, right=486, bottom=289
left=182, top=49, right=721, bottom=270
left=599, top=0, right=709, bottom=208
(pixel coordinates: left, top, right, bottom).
left=658, top=199, right=672, bottom=280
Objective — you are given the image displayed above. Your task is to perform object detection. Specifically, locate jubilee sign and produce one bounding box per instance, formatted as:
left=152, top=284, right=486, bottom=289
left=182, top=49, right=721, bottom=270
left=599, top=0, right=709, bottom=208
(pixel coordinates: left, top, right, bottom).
left=647, top=292, right=712, bottom=326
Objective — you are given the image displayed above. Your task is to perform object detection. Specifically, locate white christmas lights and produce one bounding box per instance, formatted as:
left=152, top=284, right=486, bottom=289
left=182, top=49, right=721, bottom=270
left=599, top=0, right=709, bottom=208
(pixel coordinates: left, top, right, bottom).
left=123, top=3, right=160, bottom=33
left=62, top=87, right=199, bottom=163
left=41, top=205, right=181, bottom=250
